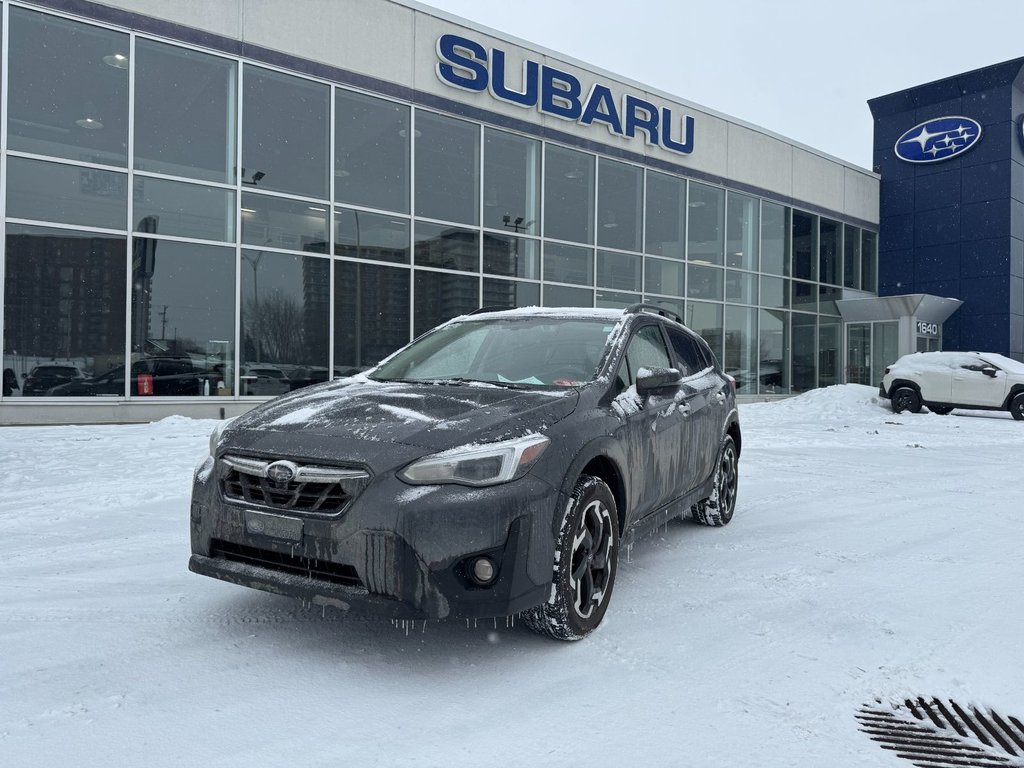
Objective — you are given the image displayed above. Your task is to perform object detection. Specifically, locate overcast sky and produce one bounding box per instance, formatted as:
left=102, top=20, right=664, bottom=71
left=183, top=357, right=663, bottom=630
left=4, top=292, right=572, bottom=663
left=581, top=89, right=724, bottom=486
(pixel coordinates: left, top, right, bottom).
left=419, top=0, right=1024, bottom=169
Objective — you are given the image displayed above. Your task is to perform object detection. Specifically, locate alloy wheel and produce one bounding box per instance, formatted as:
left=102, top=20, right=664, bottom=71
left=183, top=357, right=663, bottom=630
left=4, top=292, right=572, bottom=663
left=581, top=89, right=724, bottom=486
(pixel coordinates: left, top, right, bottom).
left=717, top=442, right=738, bottom=519
left=569, top=499, right=614, bottom=619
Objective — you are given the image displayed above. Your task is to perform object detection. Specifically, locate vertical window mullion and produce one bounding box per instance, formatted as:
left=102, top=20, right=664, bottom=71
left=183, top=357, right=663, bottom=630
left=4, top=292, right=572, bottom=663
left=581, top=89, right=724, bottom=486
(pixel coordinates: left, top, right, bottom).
left=123, top=31, right=136, bottom=398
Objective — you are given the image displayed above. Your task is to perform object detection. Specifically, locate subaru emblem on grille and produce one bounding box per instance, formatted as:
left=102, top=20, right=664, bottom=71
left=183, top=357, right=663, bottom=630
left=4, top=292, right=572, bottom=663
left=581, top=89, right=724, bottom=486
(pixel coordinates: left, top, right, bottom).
left=266, top=460, right=298, bottom=484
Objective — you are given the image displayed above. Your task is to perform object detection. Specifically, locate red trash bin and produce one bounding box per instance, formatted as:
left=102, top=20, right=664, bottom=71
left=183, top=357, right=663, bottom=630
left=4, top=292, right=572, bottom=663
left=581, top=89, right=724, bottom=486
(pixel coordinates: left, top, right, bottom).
left=137, top=373, right=154, bottom=396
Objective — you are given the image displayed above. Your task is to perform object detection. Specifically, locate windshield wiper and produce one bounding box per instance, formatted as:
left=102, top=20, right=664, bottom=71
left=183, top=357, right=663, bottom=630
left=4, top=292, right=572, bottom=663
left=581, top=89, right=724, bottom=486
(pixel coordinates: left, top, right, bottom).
left=438, top=376, right=532, bottom=390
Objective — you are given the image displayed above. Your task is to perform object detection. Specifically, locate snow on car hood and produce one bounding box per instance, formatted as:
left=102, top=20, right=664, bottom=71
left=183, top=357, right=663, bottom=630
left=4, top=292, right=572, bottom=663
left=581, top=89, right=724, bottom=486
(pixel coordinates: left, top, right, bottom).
left=226, top=376, right=580, bottom=452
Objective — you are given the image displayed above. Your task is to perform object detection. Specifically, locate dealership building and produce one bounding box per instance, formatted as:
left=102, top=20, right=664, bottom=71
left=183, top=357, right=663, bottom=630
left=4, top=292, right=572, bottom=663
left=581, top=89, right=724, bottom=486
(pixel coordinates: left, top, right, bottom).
left=0, top=0, right=1016, bottom=424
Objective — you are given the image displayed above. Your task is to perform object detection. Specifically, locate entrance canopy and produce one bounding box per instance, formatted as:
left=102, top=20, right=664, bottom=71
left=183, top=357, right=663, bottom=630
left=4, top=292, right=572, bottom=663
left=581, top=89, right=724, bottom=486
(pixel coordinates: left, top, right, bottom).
left=836, top=294, right=962, bottom=324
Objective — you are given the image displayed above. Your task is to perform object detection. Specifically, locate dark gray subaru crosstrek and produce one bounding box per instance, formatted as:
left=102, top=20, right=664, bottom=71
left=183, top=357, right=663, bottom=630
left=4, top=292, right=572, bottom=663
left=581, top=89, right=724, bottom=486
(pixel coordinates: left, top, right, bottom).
left=189, top=305, right=741, bottom=640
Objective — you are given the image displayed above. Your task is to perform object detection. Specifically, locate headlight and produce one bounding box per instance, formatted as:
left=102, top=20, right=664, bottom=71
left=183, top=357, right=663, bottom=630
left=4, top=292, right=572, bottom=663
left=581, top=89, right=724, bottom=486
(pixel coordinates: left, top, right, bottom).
left=208, top=420, right=231, bottom=457
left=399, top=434, right=550, bottom=487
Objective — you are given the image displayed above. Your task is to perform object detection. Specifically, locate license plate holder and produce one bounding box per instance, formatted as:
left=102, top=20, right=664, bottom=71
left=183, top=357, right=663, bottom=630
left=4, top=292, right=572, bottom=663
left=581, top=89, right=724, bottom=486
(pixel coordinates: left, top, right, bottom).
left=244, top=510, right=303, bottom=542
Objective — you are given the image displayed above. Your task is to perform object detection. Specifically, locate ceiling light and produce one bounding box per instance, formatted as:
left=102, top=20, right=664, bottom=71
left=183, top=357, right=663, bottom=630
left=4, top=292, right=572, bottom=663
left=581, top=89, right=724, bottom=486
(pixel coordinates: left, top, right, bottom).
left=240, top=207, right=256, bottom=214
left=103, top=53, right=129, bottom=69
left=398, top=128, right=422, bottom=139
left=308, top=206, right=327, bottom=212
left=75, top=117, right=103, bottom=129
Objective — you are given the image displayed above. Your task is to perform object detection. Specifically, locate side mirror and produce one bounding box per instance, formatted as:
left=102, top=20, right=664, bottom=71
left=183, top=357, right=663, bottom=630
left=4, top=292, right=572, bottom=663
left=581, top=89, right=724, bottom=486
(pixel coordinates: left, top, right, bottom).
left=636, top=366, right=682, bottom=396
left=982, top=366, right=998, bottom=378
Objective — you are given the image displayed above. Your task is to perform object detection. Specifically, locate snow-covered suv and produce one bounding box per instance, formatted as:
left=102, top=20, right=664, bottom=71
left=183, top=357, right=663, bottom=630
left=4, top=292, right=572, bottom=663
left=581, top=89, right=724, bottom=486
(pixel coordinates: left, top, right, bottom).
left=880, top=351, right=1024, bottom=420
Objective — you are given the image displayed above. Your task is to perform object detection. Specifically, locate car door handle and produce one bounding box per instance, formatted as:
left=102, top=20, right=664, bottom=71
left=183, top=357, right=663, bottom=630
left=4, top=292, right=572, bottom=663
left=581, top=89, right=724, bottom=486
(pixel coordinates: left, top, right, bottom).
left=714, top=391, right=726, bottom=403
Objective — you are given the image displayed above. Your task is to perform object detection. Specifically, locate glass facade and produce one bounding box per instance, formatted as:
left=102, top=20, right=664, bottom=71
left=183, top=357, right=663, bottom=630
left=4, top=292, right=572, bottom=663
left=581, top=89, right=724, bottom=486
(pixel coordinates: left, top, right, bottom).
left=0, top=4, right=878, bottom=405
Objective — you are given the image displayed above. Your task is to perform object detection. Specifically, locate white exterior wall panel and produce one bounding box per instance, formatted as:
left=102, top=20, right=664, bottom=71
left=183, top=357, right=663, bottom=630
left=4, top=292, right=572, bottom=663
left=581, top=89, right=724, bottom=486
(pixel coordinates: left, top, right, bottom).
left=844, top=168, right=881, bottom=224
left=792, top=147, right=846, bottom=216
left=92, top=0, right=244, bottom=39
left=244, top=0, right=416, bottom=87
left=725, top=123, right=794, bottom=200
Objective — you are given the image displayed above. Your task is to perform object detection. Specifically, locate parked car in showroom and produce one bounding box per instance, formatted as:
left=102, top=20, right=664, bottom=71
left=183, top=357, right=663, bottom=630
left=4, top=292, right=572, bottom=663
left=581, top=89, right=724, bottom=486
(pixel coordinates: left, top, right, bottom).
left=239, top=364, right=291, bottom=396
left=47, top=356, right=201, bottom=397
left=190, top=305, right=742, bottom=641
left=21, top=363, right=87, bottom=396
left=287, top=366, right=358, bottom=392
left=880, top=350, right=1024, bottom=420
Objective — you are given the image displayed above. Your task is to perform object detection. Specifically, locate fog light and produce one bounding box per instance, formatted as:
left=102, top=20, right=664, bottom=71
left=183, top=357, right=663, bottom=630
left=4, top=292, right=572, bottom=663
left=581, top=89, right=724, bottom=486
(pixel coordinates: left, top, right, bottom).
left=471, top=557, right=496, bottom=585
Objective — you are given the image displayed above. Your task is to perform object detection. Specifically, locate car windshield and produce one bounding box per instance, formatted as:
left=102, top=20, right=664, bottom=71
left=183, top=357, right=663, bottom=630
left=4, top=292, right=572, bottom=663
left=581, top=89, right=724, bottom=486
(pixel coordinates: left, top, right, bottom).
left=372, top=316, right=619, bottom=387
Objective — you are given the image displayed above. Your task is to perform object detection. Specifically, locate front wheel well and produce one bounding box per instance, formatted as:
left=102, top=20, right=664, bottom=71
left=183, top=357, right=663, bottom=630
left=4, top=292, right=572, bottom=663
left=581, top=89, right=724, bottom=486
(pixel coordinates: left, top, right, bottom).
left=580, top=455, right=627, bottom=534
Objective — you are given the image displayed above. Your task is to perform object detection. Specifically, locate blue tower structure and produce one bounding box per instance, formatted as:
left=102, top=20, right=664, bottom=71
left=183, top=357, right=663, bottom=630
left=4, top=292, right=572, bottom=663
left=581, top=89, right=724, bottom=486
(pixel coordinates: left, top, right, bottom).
left=869, top=58, right=1024, bottom=361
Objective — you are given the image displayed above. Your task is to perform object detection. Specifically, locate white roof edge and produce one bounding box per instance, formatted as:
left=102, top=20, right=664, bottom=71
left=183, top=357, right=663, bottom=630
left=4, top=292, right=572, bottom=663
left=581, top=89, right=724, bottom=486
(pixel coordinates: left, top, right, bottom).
left=389, top=0, right=877, bottom=177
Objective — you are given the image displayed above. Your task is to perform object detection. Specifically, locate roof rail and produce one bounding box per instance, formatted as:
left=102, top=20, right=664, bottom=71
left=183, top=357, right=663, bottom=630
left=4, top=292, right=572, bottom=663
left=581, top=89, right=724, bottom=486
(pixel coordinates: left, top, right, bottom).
left=468, top=306, right=508, bottom=315
left=624, top=303, right=683, bottom=325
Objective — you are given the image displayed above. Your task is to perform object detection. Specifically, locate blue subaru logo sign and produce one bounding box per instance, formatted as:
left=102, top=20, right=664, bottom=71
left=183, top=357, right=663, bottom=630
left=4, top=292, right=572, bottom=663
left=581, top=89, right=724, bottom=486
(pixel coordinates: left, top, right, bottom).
left=894, top=116, right=982, bottom=164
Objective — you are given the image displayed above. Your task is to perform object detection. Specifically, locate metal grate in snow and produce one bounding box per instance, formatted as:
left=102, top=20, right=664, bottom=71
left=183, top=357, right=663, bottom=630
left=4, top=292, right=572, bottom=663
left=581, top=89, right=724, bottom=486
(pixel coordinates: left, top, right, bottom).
left=857, top=698, right=1024, bottom=768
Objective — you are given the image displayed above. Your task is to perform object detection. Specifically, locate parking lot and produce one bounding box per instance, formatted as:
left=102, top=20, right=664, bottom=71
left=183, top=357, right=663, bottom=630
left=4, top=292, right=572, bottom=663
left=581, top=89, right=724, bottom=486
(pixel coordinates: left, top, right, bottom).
left=2, top=384, right=1022, bottom=767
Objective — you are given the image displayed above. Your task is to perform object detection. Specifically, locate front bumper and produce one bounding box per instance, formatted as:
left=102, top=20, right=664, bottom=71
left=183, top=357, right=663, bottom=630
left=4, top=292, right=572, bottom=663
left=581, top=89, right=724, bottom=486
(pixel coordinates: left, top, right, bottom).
left=189, top=456, right=560, bottom=620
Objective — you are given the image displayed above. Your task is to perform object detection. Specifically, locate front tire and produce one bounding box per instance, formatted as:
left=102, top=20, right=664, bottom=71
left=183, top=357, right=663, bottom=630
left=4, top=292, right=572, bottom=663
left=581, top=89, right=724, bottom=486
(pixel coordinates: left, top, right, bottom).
left=891, top=386, right=922, bottom=414
left=691, top=435, right=739, bottom=527
left=929, top=404, right=953, bottom=415
left=1010, top=392, right=1024, bottom=421
left=522, top=476, right=618, bottom=641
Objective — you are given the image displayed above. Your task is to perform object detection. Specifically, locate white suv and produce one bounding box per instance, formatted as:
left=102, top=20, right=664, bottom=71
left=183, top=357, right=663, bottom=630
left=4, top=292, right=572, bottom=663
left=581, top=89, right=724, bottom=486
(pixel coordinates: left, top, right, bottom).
left=880, top=351, right=1024, bottom=420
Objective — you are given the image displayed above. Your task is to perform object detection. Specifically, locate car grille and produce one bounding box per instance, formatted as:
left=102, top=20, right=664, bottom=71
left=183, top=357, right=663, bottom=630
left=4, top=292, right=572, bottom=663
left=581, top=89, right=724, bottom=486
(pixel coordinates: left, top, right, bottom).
left=211, top=539, right=363, bottom=588
left=220, top=455, right=369, bottom=514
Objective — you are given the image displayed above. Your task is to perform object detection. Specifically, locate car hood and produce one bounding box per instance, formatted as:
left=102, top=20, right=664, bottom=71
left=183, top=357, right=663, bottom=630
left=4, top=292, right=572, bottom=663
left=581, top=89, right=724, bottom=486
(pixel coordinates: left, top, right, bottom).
left=225, top=376, right=580, bottom=453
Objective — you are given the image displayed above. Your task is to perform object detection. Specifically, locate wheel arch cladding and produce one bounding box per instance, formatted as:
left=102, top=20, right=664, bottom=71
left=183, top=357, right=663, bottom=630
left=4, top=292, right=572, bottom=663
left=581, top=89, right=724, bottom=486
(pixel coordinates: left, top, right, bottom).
left=727, top=420, right=742, bottom=457
left=892, top=379, right=921, bottom=393
left=580, top=455, right=627, bottom=534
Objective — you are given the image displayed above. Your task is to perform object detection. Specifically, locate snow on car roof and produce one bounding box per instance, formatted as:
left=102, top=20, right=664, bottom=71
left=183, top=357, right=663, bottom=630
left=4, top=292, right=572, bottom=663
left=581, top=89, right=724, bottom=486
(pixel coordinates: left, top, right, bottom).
left=893, top=350, right=1024, bottom=374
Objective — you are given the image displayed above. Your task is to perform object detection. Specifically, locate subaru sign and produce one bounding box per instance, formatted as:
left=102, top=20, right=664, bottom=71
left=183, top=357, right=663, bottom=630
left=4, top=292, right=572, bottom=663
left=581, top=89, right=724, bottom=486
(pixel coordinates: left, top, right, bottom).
left=894, top=116, right=982, bottom=164
left=436, top=34, right=695, bottom=156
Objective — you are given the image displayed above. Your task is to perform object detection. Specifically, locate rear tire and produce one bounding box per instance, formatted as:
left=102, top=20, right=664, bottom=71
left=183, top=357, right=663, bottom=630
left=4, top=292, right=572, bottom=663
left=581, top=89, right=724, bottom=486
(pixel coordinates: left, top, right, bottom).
left=522, top=476, right=618, bottom=641
left=891, top=387, right=922, bottom=414
left=1010, top=392, right=1024, bottom=421
left=691, top=435, right=739, bottom=527
left=929, top=404, right=953, bottom=415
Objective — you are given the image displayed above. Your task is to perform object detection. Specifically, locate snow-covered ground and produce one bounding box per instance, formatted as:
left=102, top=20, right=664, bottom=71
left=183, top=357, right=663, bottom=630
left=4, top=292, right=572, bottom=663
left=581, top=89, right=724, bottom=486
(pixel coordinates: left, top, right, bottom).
left=2, top=385, right=1022, bottom=767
